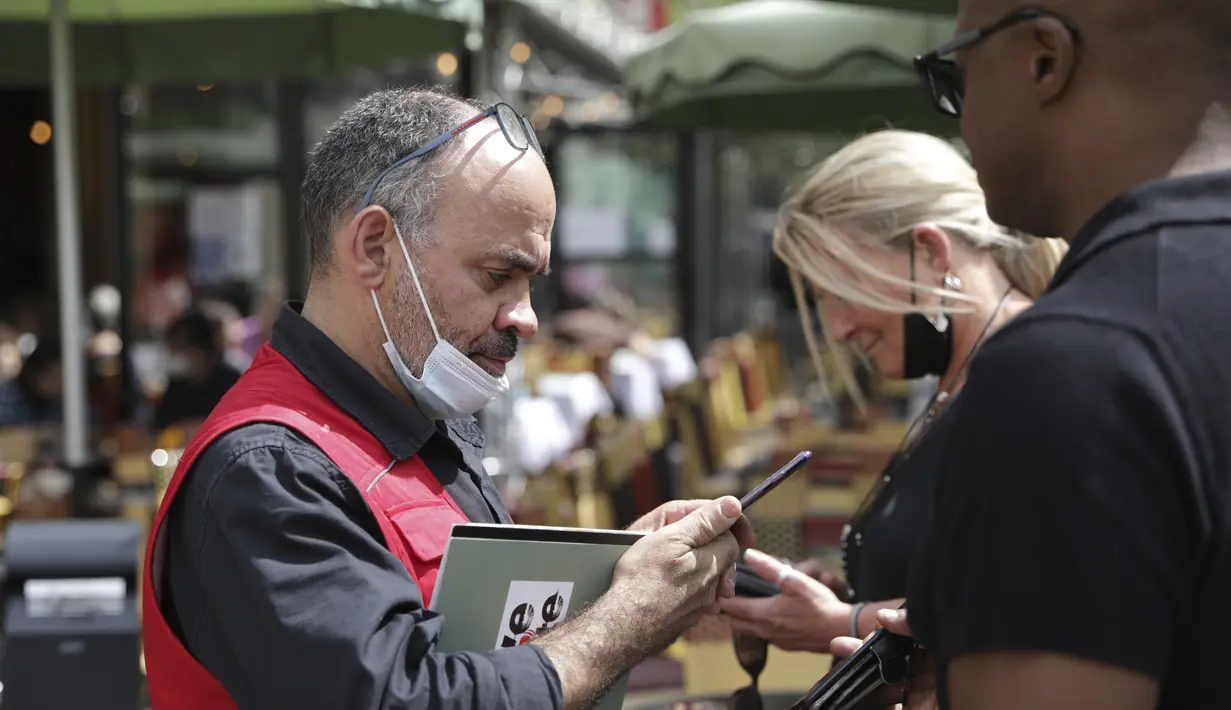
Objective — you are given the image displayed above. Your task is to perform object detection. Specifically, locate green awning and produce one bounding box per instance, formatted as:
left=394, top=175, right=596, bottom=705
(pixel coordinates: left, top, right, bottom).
left=624, top=0, right=957, bottom=133
left=828, top=0, right=955, bottom=14
left=0, top=0, right=483, bottom=86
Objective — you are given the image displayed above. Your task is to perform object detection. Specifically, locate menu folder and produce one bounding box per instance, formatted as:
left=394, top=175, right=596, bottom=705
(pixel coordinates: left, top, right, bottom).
left=791, top=605, right=914, bottom=710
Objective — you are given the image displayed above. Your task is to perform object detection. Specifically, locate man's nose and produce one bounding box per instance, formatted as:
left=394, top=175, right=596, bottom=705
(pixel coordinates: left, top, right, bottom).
left=496, top=297, right=538, bottom=339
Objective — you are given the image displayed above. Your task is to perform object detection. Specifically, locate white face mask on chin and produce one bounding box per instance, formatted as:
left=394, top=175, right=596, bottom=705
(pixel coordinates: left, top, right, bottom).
left=371, top=224, right=510, bottom=421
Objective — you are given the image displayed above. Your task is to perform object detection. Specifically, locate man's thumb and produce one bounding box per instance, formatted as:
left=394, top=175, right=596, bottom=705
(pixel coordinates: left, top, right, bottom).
left=670, top=496, right=742, bottom=546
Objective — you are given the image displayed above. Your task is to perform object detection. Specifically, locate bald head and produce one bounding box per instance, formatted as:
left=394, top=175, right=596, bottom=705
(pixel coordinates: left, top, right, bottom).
left=444, top=118, right=554, bottom=216
left=1068, top=0, right=1229, bottom=83
left=961, top=0, right=1231, bottom=83
left=949, top=0, right=1231, bottom=240
left=431, top=116, right=556, bottom=279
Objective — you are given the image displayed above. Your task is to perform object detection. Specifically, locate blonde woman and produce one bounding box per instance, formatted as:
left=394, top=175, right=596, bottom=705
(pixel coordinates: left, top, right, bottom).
left=720, top=129, right=1068, bottom=655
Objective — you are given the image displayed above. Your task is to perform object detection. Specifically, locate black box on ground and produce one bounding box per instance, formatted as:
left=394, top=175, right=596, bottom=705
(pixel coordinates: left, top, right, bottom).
left=1, top=519, right=142, bottom=710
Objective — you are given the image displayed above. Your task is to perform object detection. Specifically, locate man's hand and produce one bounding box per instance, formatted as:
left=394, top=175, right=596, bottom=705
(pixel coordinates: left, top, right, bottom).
left=628, top=499, right=756, bottom=547
left=830, top=609, right=937, bottom=710
left=720, top=549, right=849, bottom=653
left=613, top=496, right=747, bottom=623
left=628, top=498, right=754, bottom=607
left=535, top=497, right=745, bottom=710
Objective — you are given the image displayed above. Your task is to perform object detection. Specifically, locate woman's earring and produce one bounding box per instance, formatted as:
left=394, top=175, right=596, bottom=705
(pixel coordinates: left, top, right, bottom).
left=925, top=272, right=961, bottom=332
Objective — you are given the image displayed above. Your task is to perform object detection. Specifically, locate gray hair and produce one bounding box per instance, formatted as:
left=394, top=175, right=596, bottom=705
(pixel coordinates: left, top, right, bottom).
left=302, top=87, right=483, bottom=276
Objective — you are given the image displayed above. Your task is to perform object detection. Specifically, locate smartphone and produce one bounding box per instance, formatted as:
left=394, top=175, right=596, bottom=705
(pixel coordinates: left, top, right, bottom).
left=740, top=450, right=813, bottom=511
left=734, top=561, right=781, bottom=597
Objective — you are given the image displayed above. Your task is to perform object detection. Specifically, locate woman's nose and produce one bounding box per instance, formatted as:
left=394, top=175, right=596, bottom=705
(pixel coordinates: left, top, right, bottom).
left=819, top=301, right=857, bottom=344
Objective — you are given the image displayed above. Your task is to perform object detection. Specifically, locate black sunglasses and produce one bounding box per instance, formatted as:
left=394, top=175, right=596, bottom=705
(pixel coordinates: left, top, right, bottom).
left=356, top=102, right=543, bottom=213
left=914, top=7, right=1081, bottom=117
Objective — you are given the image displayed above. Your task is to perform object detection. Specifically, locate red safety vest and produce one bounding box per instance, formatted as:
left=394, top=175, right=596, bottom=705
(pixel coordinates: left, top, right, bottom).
left=141, top=343, right=469, bottom=709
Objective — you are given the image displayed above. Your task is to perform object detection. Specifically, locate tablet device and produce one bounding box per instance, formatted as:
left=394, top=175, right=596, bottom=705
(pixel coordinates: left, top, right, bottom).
left=431, top=523, right=646, bottom=710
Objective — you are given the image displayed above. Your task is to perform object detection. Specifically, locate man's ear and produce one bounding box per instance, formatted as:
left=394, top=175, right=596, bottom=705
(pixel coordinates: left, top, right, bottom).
left=345, top=206, right=396, bottom=290
left=911, top=225, right=954, bottom=279
left=1028, top=17, right=1078, bottom=107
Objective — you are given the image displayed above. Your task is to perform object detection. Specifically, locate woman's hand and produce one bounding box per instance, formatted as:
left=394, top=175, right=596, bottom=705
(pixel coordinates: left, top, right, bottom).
left=790, top=557, right=855, bottom=602
left=719, top=549, right=850, bottom=653
left=831, top=608, right=937, bottom=710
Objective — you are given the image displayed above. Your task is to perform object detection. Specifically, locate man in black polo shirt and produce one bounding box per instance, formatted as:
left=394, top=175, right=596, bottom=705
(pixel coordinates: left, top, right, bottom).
left=866, top=1, right=1231, bottom=709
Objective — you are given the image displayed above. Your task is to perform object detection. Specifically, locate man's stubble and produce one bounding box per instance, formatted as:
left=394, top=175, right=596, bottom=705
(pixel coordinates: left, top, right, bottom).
left=388, top=255, right=520, bottom=378
left=388, top=261, right=458, bottom=378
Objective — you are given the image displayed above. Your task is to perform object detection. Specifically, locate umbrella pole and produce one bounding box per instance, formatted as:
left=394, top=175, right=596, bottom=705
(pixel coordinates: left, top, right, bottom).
left=50, top=0, right=90, bottom=467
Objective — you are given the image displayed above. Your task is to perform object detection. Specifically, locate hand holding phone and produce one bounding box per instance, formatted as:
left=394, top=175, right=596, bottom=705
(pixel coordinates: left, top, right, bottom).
left=731, top=452, right=811, bottom=599
left=734, top=560, right=782, bottom=597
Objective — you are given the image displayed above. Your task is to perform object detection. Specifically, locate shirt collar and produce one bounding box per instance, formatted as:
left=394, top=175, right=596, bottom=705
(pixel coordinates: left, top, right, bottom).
left=270, top=302, right=482, bottom=461
left=1051, top=169, right=1231, bottom=288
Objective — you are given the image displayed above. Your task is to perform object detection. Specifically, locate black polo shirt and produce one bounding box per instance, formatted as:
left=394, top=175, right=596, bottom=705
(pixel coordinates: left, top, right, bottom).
left=160, top=304, right=562, bottom=710
left=907, top=170, right=1231, bottom=709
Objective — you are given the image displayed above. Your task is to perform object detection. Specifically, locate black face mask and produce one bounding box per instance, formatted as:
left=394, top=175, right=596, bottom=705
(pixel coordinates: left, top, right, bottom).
left=902, top=242, right=953, bottom=379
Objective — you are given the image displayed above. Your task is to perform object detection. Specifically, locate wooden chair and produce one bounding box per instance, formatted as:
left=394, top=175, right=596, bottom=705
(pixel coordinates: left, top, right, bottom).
left=0, top=427, right=31, bottom=529
left=752, top=330, right=788, bottom=404
left=570, top=449, right=615, bottom=530
left=731, top=332, right=770, bottom=420
left=520, top=461, right=578, bottom=527
left=0, top=427, right=40, bottom=466
left=516, top=341, right=552, bottom=390
left=0, top=461, right=25, bottom=531
left=545, top=342, right=599, bottom=374
left=595, top=418, right=652, bottom=528
left=666, top=378, right=743, bottom=500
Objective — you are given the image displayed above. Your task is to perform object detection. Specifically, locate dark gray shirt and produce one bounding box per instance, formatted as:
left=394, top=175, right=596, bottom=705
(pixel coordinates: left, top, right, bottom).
left=159, top=303, right=563, bottom=709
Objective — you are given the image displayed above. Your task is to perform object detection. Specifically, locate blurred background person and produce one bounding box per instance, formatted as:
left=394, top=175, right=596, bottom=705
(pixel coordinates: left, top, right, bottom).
left=0, top=338, right=64, bottom=427
left=153, top=309, right=240, bottom=432
left=720, top=129, right=1066, bottom=654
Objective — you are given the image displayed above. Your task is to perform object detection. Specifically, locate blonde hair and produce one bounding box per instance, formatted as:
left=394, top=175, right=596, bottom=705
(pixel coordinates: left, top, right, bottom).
left=772, top=129, right=1068, bottom=404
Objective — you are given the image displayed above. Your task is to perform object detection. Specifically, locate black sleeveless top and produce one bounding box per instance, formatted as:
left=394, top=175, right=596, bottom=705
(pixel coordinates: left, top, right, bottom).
left=842, top=402, right=957, bottom=602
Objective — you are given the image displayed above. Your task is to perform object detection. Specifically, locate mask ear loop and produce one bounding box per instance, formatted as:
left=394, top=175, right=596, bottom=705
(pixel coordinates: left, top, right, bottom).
left=369, top=222, right=443, bottom=349
left=391, top=223, right=442, bottom=343
left=371, top=290, right=394, bottom=338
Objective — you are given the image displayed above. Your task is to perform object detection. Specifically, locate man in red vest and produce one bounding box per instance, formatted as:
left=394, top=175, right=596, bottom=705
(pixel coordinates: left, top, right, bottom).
left=141, top=88, right=753, bottom=710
